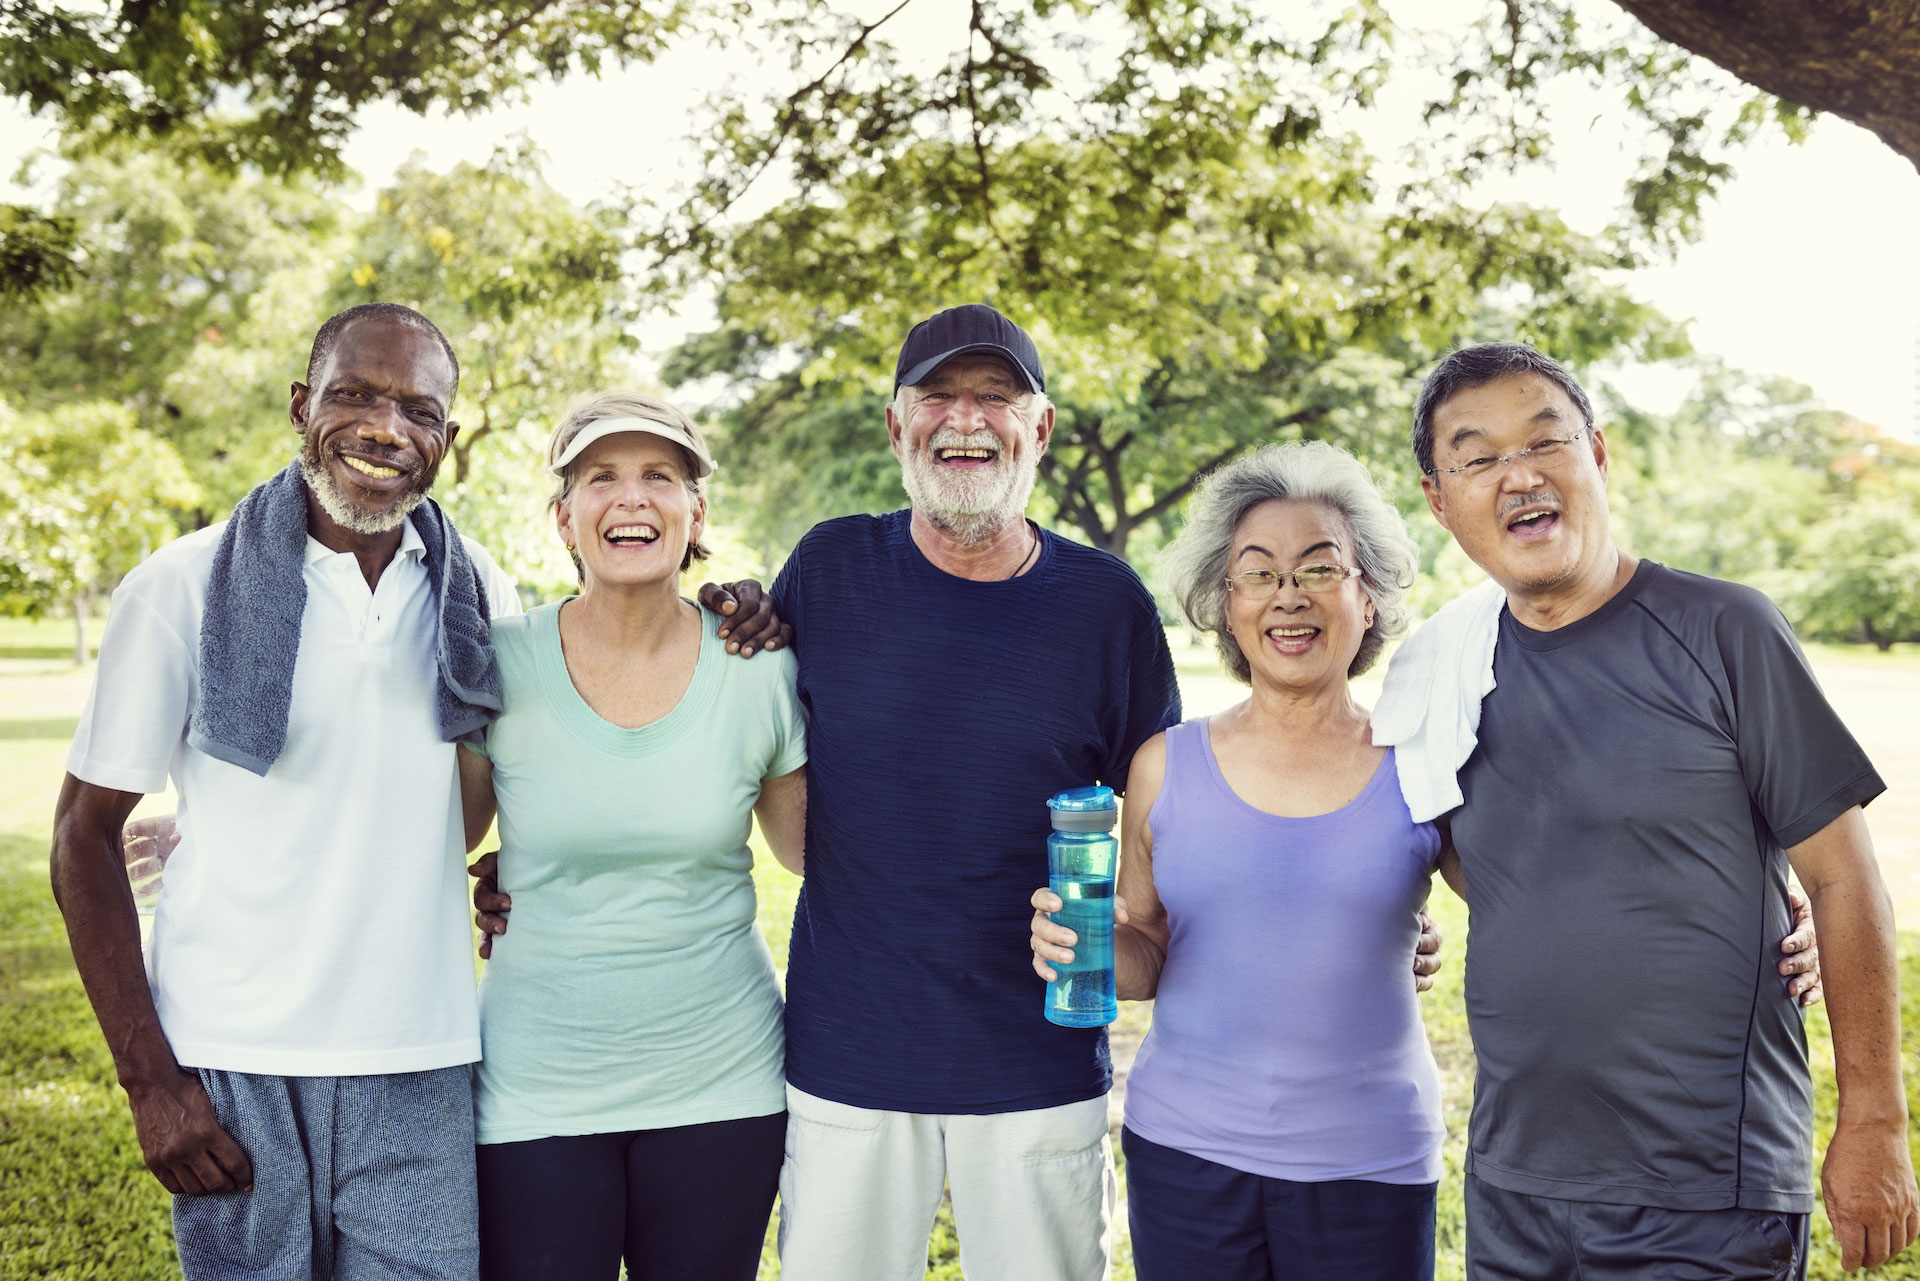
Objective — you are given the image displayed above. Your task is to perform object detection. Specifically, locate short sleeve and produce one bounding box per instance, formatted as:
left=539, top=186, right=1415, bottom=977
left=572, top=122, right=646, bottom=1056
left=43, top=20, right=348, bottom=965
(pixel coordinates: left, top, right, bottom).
left=67, top=579, right=195, bottom=795
left=1717, top=589, right=1883, bottom=848
left=1100, top=586, right=1182, bottom=794
left=763, top=649, right=808, bottom=780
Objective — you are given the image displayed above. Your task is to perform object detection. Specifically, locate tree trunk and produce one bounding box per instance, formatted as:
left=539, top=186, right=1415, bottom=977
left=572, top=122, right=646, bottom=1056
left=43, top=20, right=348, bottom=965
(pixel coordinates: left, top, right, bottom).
left=1608, top=0, right=1920, bottom=171
left=72, top=588, right=91, bottom=665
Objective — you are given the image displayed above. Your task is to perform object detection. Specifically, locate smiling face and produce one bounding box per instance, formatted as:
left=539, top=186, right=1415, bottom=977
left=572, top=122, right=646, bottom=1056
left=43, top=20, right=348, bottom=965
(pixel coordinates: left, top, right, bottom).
left=1224, top=499, right=1374, bottom=698
left=291, top=316, right=457, bottom=538
left=1420, top=371, right=1616, bottom=609
left=554, top=432, right=707, bottom=593
left=889, top=353, right=1054, bottom=545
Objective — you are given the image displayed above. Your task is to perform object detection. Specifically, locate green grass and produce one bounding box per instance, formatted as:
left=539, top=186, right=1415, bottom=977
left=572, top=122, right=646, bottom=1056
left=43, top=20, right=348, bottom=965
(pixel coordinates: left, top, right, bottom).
left=8, top=644, right=1920, bottom=1279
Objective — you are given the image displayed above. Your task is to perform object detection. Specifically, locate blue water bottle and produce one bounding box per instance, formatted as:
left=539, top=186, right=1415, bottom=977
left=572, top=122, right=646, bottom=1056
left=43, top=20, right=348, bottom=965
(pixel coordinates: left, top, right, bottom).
left=1044, top=786, right=1119, bottom=1027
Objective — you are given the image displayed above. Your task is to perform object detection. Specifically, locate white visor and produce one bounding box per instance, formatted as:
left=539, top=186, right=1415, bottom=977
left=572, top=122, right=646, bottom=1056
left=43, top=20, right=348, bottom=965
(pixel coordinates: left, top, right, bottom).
left=549, top=414, right=716, bottom=479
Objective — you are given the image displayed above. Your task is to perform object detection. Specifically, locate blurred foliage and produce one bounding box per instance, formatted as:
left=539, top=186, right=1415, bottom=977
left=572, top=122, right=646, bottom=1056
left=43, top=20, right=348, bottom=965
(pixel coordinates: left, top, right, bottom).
left=0, top=398, right=201, bottom=661
left=1607, top=364, right=1920, bottom=649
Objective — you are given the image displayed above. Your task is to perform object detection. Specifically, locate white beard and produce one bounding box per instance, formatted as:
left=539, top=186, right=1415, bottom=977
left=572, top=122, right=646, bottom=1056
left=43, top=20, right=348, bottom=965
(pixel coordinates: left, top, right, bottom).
left=300, top=453, right=427, bottom=536
left=898, top=428, right=1040, bottom=545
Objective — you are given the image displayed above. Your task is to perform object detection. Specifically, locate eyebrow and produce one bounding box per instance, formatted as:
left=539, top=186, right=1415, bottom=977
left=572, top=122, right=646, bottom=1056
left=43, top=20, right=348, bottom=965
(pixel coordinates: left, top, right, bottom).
left=1232, top=538, right=1341, bottom=566
left=1442, top=405, right=1568, bottom=455
left=329, top=376, right=447, bottom=415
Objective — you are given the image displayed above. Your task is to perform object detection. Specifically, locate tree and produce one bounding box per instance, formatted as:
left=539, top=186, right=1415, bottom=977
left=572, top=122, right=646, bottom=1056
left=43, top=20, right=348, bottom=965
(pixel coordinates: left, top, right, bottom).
left=1608, top=0, right=1920, bottom=170
left=665, top=5, right=1687, bottom=560
left=1791, top=497, right=1920, bottom=650
left=325, top=144, right=642, bottom=592
left=0, top=399, right=201, bottom=661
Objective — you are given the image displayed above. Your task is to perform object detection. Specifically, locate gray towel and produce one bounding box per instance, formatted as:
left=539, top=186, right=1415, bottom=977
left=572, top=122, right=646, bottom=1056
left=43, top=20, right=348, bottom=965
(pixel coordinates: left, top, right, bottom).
left=187, top=462, right=503, bottom=777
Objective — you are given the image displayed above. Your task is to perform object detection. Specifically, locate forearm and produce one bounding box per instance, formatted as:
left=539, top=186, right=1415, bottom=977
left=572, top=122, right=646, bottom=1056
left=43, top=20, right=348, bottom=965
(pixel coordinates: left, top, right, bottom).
left=1114, top=923, right=1165, bottom=1001
left=49, top=789, right=180, bottom=1090
left=1811, top=876, right=1907, bottom=1131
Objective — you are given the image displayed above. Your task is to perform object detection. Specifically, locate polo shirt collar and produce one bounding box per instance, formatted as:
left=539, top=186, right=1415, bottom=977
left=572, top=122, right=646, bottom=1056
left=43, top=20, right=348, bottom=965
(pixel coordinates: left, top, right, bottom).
left=303, top=512, right=427, bottom=566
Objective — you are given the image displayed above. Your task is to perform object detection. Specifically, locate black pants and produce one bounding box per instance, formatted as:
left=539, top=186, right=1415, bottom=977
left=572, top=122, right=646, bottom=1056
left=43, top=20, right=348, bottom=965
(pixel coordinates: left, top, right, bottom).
left=1122, top=1125, right=1436, bottom=1281
left=1465, top=1174, right=1809, bottom=1281
left=475, top=1111, right=786, bottom=1281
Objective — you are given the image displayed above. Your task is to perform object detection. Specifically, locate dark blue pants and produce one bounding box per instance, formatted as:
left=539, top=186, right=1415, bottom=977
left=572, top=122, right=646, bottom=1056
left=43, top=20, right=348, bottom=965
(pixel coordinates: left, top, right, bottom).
left=475, top=1111, right=785, bottom=1281
left=1465, top=1174, right=1809, bottom=1281
left=1123, top=1125, right=1436, bottom=1281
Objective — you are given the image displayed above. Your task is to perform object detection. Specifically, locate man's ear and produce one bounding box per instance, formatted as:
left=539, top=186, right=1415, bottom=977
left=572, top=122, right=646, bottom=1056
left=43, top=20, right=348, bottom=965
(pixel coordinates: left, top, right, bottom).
left=289, top=382, right=311, bottom=433
left=885, top=398, right=906, bottom=458
left=1031, top=400, right=1056, bottom=456
left=1420, top=473, right=1451, bottom=532
left=1589, top=425, right=1609, bottom=483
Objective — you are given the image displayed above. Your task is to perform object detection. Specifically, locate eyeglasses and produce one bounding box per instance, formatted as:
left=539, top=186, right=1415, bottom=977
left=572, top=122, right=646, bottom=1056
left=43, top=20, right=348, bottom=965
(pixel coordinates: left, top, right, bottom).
left=1426, top=425, right=1592, bottom=486
left=1225, top=564, right=1361, bottom=599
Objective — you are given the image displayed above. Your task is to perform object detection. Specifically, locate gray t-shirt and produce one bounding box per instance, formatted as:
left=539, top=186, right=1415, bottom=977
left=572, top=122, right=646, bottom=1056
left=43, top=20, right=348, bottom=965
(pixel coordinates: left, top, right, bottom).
left=1452, top=561, right=1883, bottom=1213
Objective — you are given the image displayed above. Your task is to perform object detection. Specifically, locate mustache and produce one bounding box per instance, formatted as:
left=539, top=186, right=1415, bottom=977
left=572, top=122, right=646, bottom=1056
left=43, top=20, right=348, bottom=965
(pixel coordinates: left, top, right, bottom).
left=328, top=439, right=422, bottom=477
left=1498, top=490, right=1557, bottom=519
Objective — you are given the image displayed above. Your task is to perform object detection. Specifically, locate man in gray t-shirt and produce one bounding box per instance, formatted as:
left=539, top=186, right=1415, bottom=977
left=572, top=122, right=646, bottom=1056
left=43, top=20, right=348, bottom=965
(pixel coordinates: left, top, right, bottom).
left=1411, top=342, right=1916, bottom=1278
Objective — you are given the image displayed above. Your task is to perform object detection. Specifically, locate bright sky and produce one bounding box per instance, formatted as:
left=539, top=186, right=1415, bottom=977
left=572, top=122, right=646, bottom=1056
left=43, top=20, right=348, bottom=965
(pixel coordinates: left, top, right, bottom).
left=5, top=0, right=1917, bottom=437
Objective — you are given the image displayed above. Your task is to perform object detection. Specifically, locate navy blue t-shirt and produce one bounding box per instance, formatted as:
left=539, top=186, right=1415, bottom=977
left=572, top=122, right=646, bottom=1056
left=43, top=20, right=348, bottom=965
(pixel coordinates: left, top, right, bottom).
left=774, top=511, right=1182, bottom=1113
left=1453, top=561, right=1884, bottom=1213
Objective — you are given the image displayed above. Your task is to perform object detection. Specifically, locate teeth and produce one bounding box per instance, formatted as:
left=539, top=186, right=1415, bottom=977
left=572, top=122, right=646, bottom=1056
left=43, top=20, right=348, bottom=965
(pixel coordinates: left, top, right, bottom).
left=343, top=456, right=400, bottom=479
left=1269, top=628, right=1316, bottom=638
left=937, top=448, right=995, bottom=460
left=1512, top=511, right=1549, bottom=524
left=605, top=524, right=658, bottom=543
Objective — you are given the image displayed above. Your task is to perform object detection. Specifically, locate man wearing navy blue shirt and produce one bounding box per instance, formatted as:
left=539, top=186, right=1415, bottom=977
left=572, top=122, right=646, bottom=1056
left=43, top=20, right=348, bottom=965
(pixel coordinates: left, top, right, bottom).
left=766, top=305, right=1183, bottom=1281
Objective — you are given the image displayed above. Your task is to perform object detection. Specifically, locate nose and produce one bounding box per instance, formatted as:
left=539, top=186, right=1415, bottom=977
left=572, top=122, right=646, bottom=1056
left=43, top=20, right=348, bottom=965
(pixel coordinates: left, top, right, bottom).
left=354, top=401, right=411, bottom=448
left=1497, top=450, right=1549, bottom=492
left=1269, top=577, right=1312, bottom=611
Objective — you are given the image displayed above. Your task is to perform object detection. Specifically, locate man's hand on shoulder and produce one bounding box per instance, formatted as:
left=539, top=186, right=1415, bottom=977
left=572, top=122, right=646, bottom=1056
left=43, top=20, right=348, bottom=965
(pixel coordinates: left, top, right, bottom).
left=697, top=580, right=792, bottom=658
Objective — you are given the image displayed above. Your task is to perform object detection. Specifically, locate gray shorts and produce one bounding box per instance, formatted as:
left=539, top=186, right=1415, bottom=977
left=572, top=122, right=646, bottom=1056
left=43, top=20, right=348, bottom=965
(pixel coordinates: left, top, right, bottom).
left=1466, top=1174, right=1808, bottom=1281
left=172, top=1066, right=478, bottom=1281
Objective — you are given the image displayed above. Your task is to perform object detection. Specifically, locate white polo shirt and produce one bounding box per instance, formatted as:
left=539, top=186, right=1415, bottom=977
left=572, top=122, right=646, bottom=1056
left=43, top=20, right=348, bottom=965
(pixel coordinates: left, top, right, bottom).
left=68, top=516, right=522, bottom=1076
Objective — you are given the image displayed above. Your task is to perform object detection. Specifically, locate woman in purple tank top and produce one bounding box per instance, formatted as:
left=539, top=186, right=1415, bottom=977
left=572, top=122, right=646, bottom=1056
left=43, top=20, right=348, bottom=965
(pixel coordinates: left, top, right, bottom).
left=1031, top=441, right=1463, bottom=1281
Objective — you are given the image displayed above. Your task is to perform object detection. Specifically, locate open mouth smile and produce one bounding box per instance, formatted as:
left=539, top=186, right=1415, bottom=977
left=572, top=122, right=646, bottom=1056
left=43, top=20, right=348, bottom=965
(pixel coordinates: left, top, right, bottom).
left=603, top=522, right=660, bottom=547
left=1265, top=625, right=1320, bottom=654
left=1504, top=505, right=1559, bottom=541
left=935, top=446, right=998, bottom=465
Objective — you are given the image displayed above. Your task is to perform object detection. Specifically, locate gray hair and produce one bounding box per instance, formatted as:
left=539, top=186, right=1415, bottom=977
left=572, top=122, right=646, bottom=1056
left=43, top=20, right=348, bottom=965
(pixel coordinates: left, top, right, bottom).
left=1412, top=341, right=1592, bottom=476
left=546, top=390, right=712, bottom=579
left=1162, top=441, right=1419, bottom=682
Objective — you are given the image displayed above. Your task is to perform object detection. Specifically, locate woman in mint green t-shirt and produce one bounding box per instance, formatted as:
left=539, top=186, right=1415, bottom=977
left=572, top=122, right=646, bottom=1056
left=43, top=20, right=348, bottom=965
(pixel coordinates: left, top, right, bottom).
left=457, top=392, right=806, bottom=1281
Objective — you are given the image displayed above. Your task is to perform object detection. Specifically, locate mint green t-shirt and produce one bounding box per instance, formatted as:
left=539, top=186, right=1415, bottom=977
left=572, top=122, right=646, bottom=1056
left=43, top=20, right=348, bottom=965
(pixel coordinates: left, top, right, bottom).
left=472, top=600, right=806, bottom=1144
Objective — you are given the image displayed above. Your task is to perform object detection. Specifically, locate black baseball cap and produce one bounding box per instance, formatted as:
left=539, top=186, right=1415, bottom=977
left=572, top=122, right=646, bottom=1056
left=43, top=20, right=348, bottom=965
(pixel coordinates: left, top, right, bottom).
left=893, top=304, right=1046, bottom=394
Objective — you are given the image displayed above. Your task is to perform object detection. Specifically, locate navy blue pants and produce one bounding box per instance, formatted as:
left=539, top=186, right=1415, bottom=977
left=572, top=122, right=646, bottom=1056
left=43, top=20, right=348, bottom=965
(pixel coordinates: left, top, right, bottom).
left=475, top=1111, right=785, bottom=1281
left=1122, top=1126, right=1436, bottom=1281
left=1465, top=1174, right=1809, bottom=1281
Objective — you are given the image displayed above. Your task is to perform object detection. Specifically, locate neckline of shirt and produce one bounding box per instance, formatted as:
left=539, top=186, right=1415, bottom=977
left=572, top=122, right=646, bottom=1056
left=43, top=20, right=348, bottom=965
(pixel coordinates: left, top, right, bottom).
left=1500, top=559, right=1659, bottom=652
left=895, top=510, right=1057, bottom=588
left=531, top=597, right=723, bottom=755
left=1195, top=718, right=1395, bottom=826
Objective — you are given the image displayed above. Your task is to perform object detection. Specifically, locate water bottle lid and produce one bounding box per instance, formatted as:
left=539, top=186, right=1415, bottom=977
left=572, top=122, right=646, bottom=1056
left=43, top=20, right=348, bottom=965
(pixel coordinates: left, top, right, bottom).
left=1047, top=785, right=1117, bottom=832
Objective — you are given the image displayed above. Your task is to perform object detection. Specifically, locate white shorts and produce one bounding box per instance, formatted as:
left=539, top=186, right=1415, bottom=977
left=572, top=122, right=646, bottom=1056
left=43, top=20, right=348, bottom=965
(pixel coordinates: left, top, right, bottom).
left=777, top=1083, right=1114, bottom=1281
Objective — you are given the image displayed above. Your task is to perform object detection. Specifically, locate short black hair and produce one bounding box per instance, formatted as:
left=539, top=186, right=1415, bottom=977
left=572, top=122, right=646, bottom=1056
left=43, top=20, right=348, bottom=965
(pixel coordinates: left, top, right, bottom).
left=306, top=303, right=460, bottom=402
left=1412, top=342, right=1592, bottom=475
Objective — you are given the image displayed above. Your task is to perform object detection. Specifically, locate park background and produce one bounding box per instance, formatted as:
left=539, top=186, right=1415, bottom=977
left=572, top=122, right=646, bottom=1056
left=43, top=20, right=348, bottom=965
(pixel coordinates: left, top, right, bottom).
left=2, top=0, right=1919, bottom=1276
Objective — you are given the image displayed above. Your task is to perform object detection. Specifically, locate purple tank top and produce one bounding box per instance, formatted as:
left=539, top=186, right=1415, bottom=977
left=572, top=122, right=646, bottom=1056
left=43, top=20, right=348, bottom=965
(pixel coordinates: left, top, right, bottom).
left=1123, top=718, right=1445, bottom=1183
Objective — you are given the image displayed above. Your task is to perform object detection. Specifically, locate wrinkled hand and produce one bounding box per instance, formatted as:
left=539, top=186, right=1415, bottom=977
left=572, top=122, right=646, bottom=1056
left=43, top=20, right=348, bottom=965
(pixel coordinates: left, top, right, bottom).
left=696, top=579, right=793, bottom=658
left=1821, top=1121, right=1919, bottom=1270
left=127, top=1070, right=252, bottom=1196
left=1780, top=883, right=1822, bottom=1007
left=1414, top=907, right=1442, bottom=993
left=123, top=813, right=180, bottom=903
left=468, top=850, right=510, bottom=960
left=1028, top=886, right=1130, bottom=983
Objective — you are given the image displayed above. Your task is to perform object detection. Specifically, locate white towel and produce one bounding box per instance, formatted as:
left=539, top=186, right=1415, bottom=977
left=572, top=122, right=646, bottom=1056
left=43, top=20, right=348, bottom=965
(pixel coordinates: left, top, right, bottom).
left=1372, top=578, right=1506, bottom=822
